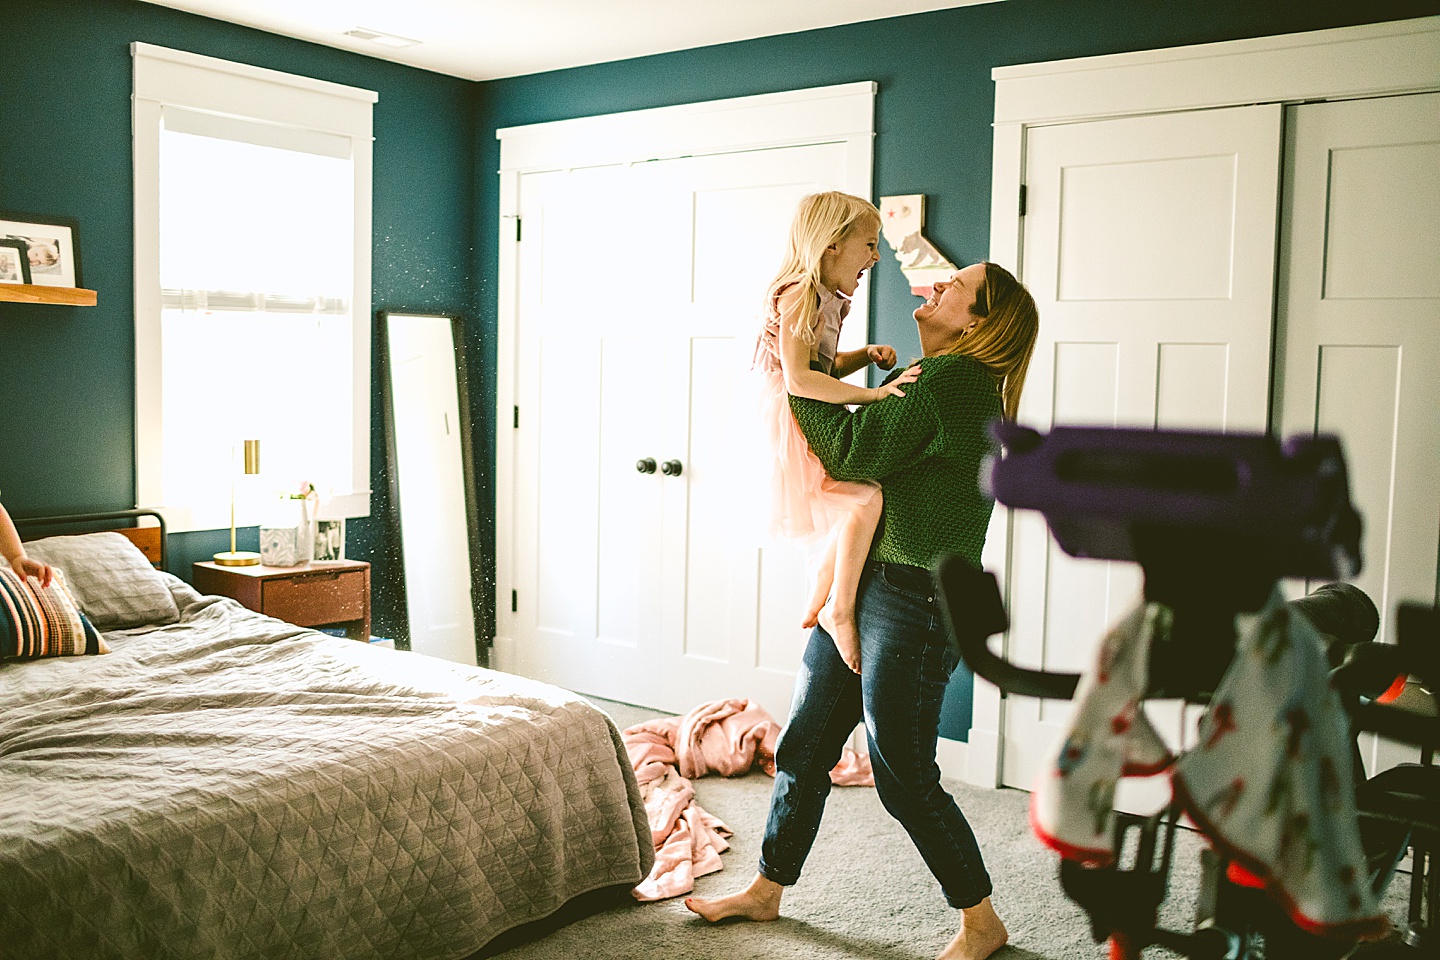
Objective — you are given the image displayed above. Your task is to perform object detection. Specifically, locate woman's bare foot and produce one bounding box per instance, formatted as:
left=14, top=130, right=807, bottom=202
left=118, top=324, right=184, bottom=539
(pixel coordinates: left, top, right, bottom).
left=684, top=873, right=783, bottom=922
left=817, top=603, right=861, bottom=674
left=938, top=897, right=1009, bottom=960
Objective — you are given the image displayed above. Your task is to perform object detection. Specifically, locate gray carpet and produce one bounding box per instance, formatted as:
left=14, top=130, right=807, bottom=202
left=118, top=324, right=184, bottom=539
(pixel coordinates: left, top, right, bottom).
left=487, top=698, right=1416, bottom=960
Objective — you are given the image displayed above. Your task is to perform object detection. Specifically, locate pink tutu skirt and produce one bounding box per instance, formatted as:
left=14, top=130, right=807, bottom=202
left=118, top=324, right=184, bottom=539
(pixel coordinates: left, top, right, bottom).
left=756, top=366, right=878, bottom=544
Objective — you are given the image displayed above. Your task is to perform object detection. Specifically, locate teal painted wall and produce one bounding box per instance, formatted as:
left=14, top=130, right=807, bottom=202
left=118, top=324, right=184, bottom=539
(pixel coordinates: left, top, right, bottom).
left=0, top=0, right=477, bottom=641
left=471, top=0, right=1439, bottom=737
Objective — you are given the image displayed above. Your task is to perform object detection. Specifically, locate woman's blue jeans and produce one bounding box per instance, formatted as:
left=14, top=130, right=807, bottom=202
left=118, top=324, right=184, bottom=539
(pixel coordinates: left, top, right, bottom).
left=758, top=561, right=993, bottom=909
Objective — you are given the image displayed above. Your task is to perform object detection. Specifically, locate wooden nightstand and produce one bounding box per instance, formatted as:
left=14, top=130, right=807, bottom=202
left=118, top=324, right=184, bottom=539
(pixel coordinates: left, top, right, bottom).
left=192, top=559, right=371, bottom=641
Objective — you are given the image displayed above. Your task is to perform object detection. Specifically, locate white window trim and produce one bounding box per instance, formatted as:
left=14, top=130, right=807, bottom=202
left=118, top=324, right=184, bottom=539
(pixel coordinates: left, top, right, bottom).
left=132, top=42, right=376, bottom=530
left=963, top=15, right=1440, bottom=791
left=491, top=81, right=875, bottom=669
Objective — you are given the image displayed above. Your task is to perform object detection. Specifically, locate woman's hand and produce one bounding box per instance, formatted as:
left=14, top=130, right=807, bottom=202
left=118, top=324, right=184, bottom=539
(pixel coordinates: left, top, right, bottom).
left=866, top=344, right=898, bottom=370
left=869, top=364, right=921, bottom=402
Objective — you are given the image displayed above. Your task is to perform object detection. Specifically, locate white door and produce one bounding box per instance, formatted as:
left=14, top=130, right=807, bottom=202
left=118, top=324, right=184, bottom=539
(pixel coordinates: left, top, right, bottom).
left=1274, top=92, right=1440, bottom=773
left=386, top=314, right=479, bottom=665
left=509, top=142, right=867, bottom=717
left=1004, top=105, right=1284, bottom=804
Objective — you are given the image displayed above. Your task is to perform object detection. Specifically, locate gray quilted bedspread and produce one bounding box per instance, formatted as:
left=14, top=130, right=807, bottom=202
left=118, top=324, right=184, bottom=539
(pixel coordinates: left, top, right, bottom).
left=0, top=582, right=652, bottom=960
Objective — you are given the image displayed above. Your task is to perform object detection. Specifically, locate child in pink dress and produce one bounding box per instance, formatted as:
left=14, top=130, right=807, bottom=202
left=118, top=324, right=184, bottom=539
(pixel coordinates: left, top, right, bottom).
left=753, top=192, right=920, bottom=673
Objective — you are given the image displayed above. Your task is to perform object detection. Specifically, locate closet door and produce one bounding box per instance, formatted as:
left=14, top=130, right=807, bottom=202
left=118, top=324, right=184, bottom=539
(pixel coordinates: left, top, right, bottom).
left=643, top=146, right=858, bottom=717
left=510, top=142, right=865, bottom=717
left=511, top=164, right=663, bottom=706
left=1274, top=92, right=1440, bottom=773
left=1004, top=105, right=1284, bottom=804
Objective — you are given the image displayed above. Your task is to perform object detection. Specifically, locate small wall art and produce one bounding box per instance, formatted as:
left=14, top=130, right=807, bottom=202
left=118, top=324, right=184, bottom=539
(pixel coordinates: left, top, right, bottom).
left=0, top=239, right=31, bottom=285
left=0, top=212, right=81, bottom=288
left=878, top=195, right=956, bottom=298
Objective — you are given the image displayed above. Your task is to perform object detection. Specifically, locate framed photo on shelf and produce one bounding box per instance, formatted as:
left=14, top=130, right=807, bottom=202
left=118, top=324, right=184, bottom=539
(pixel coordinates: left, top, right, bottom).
left=0, top=239, right=31, bottom=285
left=0, top=211, right=81, bottom=288
left=314, top=519, right=345, bottom=561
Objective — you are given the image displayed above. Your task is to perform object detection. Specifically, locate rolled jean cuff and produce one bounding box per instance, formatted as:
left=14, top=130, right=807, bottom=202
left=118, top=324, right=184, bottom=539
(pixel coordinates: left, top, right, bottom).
left=757, top=858, right=800, bottom=887
left=943, top=878, right=993, bottom=910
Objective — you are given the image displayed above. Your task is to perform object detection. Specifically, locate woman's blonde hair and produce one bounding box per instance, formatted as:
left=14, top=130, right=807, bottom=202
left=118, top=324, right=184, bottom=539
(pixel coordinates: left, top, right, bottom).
left=945, top=262, right=1039, bottom=421
left=765, top=192, right=881, bottom=347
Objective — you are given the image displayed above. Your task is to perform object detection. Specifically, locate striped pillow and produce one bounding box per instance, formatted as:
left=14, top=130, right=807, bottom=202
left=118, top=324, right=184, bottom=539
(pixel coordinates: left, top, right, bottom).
left=0, top=567, right=109, bottom=659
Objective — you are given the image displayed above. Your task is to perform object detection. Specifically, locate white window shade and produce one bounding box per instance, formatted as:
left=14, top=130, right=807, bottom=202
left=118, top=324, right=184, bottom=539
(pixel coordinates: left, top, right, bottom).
left=133, top=43, right=375, bottom=532
left=160, top=110, right=354, bottom=299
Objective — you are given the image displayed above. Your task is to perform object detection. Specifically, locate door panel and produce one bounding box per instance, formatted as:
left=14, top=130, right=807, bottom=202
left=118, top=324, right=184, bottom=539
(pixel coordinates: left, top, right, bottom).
left=1156, top=343, right=1229, bottom=428
left=533, top=336, right=601, bottom=635
left=1005, top=104, right=1284, bottom=801
left=1320, top=141, right=1440, bottom=301
left=596, top=335, right=666, bottom=652
left=1275, top=92, right=1440, bottom=774
left=1057, top=154, right=1245, bottom=302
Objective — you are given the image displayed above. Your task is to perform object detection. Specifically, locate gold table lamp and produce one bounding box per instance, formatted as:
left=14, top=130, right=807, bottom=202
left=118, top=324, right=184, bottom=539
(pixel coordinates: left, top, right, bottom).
left=214, top=439, right=262, bottom=566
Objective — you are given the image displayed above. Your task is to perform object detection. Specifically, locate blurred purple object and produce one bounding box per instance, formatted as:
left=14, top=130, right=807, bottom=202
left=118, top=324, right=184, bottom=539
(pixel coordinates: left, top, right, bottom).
left=986, top=423, right=1362, bottom=581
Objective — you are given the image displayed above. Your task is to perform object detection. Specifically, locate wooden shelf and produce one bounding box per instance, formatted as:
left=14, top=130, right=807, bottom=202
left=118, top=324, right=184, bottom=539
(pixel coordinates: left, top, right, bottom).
left=0, top=283, right=98, bottom=306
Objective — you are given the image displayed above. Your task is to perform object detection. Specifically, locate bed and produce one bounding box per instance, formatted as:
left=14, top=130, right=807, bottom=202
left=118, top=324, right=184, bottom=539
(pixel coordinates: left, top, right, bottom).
left=1, top=510, right=652, bottom=960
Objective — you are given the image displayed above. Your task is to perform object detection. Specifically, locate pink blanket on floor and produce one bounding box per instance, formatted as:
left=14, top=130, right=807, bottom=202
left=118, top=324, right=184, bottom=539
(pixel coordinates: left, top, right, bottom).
left=622, top=698, right=873, bottom=902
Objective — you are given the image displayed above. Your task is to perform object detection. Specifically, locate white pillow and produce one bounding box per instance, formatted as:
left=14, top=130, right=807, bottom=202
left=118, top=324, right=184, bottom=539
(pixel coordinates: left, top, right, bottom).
left=22, top=532, right=180, bottom=631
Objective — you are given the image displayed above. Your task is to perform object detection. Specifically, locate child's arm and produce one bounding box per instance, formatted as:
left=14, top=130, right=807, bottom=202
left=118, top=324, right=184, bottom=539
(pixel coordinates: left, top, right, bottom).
left=777, top=289, right=917, bottom=405
left=832, top=344, right=898, bottom=380
left=0, top=501, right=53, bottom=587
left=790, top=356, right=993, bottom=483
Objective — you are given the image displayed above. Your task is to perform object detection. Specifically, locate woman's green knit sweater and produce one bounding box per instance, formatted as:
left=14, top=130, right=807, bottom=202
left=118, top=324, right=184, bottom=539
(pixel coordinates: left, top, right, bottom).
left=789, top=353, right=1001, bottom=569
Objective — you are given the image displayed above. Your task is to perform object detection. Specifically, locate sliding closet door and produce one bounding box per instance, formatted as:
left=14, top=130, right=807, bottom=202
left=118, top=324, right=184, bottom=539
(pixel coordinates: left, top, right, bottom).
left=1274, top=92, right=1440, bottom=773
left=1004, top=105, right=1284, bottom=803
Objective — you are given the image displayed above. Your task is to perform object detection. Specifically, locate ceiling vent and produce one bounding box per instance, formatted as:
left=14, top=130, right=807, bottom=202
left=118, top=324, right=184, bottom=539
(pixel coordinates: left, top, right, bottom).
left=343, top=27, right=420, bottom=49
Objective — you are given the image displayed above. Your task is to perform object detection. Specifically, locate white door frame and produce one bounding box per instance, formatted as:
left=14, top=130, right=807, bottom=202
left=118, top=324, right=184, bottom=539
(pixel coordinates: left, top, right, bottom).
left=494, top=82, right=876, bottom=674
left=970, top=15, right=1440, bottom=789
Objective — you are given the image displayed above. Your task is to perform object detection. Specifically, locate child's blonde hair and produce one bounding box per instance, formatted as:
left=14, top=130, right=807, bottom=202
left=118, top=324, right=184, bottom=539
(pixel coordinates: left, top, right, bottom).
left=765, top=192, right=881, bottom=348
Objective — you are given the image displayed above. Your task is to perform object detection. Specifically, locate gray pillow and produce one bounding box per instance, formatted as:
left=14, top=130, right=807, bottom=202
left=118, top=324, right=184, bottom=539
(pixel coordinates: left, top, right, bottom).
left=23, top=532, right=180, bottom=631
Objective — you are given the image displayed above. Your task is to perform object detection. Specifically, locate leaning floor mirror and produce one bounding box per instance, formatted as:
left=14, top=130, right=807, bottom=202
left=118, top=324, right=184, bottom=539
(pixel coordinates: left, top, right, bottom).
left=379, top=310, right=484, bottom=666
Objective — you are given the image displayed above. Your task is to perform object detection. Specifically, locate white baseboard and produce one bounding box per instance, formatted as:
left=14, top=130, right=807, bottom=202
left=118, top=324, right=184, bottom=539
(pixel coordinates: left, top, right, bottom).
left=490, top=635, right=515, bottom=673
left=857, top=726, right=993, bottom=790
left=937, top=735, right=971, bottom=784
left=959, top=728, right=1001, bottom=788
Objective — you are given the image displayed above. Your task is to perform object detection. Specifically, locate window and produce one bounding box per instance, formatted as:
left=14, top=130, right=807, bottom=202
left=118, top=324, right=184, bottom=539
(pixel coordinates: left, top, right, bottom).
left=133, top=43, right=375, bottom=532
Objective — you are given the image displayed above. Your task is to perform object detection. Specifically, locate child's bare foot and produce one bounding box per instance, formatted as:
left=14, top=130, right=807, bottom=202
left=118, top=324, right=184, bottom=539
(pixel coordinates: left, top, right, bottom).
left=684, top=873, right=783, bottom=922
left=803, top=541, right=837, bottom=630
left=817, top=603, right=861, bottom=674
left=802, top=577, right=831, bottom=629
left=801, top=590, right=826, bottom=630
left=938, top=897, right=1009, bottom=960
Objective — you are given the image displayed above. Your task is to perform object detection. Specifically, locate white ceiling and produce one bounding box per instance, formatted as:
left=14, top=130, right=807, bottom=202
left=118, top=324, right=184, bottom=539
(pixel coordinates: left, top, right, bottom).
left=137, top=0, right=1000, bottom=81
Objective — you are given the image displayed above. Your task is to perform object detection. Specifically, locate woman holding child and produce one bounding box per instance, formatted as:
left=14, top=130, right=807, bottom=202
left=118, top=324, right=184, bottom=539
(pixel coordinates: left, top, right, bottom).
left=688, top=209, right=1040, bottom=960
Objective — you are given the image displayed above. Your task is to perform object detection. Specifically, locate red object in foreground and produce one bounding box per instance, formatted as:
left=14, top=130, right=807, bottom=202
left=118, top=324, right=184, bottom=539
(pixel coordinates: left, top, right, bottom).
left=1376, top=672, right=1408, bottom=704
left=1109, top=931, right=1142, bottom=960
left=1227, top=861, right=1268, bottom=889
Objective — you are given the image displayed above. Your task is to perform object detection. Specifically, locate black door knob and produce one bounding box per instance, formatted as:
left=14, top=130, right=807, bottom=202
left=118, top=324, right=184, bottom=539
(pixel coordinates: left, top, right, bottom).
left=636, top=457, right=657, bottom=474
left=661, top=459, right=683, bottom=476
